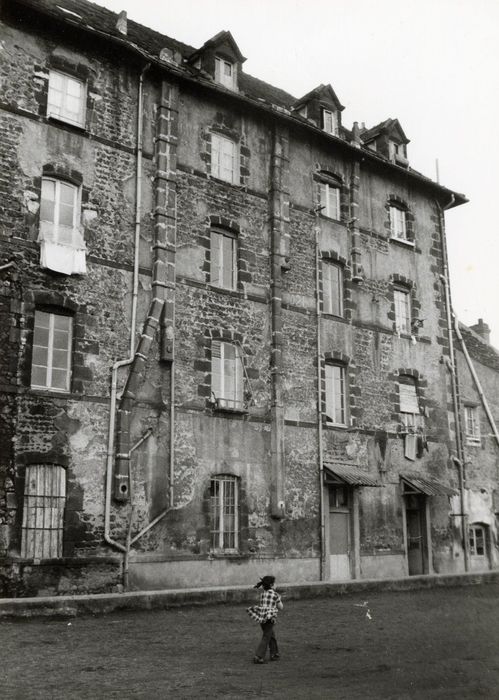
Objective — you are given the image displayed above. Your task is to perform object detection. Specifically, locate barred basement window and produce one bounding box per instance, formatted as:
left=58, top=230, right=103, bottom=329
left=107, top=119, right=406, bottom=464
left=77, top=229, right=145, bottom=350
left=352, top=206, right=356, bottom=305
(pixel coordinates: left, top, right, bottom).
left=21, top=464, right=66, bottom=559
left=210, top=475, right=239, bottom=551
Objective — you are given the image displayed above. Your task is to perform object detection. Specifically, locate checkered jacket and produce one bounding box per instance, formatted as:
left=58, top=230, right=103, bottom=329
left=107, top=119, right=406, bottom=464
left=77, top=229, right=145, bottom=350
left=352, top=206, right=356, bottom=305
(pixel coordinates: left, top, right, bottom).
left=246, top=588, right=283, bottom=624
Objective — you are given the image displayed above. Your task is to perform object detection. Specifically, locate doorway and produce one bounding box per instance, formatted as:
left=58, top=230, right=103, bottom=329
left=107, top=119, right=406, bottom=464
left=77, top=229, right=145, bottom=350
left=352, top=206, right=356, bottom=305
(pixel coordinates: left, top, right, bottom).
left=469, top=523, right=490, bottom=571
left=328, top=485, right=351, bottom=580
left=404, top=493, right=428, bottom=575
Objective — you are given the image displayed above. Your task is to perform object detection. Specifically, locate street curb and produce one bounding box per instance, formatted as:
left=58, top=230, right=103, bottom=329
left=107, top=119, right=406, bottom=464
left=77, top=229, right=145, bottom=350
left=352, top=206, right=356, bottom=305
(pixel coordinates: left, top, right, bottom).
left=1, top=570, right=498, bottom=618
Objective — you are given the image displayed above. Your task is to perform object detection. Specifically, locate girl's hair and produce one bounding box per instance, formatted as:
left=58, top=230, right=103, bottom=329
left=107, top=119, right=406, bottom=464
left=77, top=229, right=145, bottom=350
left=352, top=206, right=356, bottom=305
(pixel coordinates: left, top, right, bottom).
left=254, top=575, right=275, bottom=590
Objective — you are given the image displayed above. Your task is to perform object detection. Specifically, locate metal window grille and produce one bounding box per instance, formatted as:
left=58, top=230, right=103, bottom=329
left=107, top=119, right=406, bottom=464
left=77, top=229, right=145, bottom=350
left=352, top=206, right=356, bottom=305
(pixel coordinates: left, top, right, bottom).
left=325, top=364, right=346, bottom=425
left=323, top=262, right=343, bottom=316
left=31, top=310, right=73, bottom=392
left=210, top=475, right=239, bottom=550
left=47, top=70, right=86, bottom=127
left=394, top=288, right=411, bottom=333
left=211, top=340, right=244, bottom=408
left=469, top=525, right=485, bottom=556
left=210, top=229, right=237, bottom=289
left=21, top=464, right=66, bottom=559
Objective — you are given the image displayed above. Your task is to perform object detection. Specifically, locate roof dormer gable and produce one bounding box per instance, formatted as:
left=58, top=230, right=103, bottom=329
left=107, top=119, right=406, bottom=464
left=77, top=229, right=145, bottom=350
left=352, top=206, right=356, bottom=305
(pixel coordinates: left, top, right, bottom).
left=187, top=31, right=246, bottom=91
left=361, top=118, right=410, bottom=166
left=292, top=84, right=345, bottom=136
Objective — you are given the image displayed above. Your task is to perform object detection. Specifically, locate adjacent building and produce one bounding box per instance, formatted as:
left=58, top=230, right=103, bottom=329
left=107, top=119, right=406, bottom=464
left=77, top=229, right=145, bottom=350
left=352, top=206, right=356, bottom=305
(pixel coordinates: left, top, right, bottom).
left=0, top=0, right=496, bottom=596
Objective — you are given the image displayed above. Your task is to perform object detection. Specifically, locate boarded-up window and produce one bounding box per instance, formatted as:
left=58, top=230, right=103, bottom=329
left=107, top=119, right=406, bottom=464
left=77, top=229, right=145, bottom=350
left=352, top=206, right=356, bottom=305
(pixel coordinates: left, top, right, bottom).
left=211, top=133, right=238, bottom=184
left=399, top=378, right=422, bottom=428
left=211, top=340, right=244, bottom=408
left=210, top=229, right=237, bottom=289
left=210, top=475, right=239, bottom=550
left=21, top=464, right=66, bottom=559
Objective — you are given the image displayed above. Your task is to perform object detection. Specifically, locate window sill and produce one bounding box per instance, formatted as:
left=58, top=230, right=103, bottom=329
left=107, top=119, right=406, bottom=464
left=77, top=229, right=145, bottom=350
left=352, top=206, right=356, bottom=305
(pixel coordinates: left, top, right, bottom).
left=319, top=214, right=342, bottom=223
left=30, top=385, right=71, bottom=396
left=465, top=438, right=481, bottom=446
left=208, top=175, right=242, bottom=189
left=47, top=114, right=87, bottom=133
left=322, top=312, right=345, bottom=321
left=211, top=399, right=248, bottom=414
left=390, top=237, right=415, bottom=249
left=325, top=421, right=349, bottom=430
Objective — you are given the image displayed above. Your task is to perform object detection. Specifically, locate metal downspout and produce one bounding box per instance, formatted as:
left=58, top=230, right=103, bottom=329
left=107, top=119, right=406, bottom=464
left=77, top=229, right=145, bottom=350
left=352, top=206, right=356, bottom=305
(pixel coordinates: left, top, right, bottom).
left=437, top=195, right=470, bottom=572
left=315, top=222, right=326, bottom=580
left=454, top=319, right=499, bottom=447
left=104, top=64, right=149, bottom=555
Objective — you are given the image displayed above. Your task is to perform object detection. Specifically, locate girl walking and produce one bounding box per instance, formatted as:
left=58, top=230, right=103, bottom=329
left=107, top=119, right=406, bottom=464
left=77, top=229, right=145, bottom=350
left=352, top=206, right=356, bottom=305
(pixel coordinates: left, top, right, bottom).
left=247, top=575, right=283, bottom=664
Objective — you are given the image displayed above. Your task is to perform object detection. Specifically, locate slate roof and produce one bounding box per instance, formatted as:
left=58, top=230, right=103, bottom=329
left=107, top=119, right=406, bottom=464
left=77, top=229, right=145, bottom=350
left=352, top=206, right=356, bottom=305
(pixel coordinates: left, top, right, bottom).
left=361, top=118, right=409, bottom=144
left=456, top=323, right=499, bottom=373
left=9, top=0, right=467, bottom=206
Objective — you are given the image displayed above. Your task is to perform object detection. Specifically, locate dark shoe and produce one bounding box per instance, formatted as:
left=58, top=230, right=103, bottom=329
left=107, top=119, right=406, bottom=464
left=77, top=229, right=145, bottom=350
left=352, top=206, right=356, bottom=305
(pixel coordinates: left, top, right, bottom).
left=270, top=654, right=280, bottom=661
left=253, top=656, right=266, bottom=664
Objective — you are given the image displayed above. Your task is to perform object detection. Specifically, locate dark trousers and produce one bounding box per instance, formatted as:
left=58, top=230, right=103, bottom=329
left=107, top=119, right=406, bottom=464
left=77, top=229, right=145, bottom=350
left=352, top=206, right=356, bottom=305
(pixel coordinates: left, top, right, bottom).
left=255, top=620, right=279, bottom=659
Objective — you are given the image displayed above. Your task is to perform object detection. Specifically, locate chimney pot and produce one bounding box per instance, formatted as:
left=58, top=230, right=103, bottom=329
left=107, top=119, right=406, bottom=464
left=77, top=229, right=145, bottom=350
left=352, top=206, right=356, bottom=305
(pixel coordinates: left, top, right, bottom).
left=470, top=318, right=491, bottom=344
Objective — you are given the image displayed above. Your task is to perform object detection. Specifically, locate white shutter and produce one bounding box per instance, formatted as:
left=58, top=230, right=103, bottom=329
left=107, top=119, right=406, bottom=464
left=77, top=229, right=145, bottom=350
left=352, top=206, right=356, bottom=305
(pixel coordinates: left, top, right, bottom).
left=210, top=231, right=222, bottom=286
left=211, top=340, right=222, bottom=399
left=399, top=382, right=419, bottom=413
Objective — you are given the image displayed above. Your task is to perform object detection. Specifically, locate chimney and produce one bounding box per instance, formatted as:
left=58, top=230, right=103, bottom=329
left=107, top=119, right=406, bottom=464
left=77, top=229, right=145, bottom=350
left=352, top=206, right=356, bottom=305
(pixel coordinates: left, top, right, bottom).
left=470, top=318, right=491, bottom=344
left=116, top=10, right=127, bottom=35
left=351, top=121, right=362, bottom=147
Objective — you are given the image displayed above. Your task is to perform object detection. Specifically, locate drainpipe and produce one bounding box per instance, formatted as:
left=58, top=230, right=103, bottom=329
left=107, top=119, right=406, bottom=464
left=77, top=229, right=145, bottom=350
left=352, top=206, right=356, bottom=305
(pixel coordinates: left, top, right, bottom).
left=104, top=64, right=150, bottom=553
left=454, top=319, right=499, bottom=447
left=315, top=221, right=326, bottom=580
left=437, top=195, right=470, bottom=572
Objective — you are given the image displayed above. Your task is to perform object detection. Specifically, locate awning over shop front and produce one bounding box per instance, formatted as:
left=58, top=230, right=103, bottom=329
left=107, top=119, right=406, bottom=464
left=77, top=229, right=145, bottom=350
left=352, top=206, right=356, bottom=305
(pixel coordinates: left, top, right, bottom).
left=400, top=473, right=457, bottom=497
left=323, top=462, right=382, bottom=487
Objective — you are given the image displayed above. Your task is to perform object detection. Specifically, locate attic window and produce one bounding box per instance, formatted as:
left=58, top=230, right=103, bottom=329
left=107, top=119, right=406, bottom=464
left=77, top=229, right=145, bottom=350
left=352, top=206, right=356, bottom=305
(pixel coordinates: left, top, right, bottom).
left=322, top=109, right=338, bottom=136
left=389, top=141, right=408, bottom=166
left=215, top=57, right=235, bottom=90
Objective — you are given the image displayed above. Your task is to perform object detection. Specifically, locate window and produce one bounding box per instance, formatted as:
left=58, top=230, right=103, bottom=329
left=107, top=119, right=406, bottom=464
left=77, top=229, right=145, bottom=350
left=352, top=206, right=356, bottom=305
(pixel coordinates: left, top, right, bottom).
left=211, top=133, right=238, bottom=184
left=210, top=475, right=239, bottom=551
left=394, top=287, right=411, bottom=334
left=322, top=108, right=338, bottom=135
left=211, top=340, right=244, bottom=409
left=464, top=405, right=481, bottom=445
left=469, top=524, right=485, bottom=557
left=21, top=464, right=66, bottom=559
left=325, top=364, right=346, bottom=426
left=323, top=262, right=343, bottom=316
left=215, top=57, right=235, bottom=89
left=399, top=378, right=422, bottom=429
left=40, top=178, right=80, bottom=246
left=389, top=205, right=407, bottom=240
left=31, top=310, right=73, bottom=392
left=47, top=70, right=86, bottom=127
left=210, top=229, right=237, bottom=290
left=319, top=182, right=340, bottom=220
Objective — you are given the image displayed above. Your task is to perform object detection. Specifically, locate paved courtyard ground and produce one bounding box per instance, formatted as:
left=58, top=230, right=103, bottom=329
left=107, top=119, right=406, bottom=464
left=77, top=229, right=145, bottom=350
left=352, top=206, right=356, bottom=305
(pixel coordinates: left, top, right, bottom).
left=1, top=582, right=499, bottom=699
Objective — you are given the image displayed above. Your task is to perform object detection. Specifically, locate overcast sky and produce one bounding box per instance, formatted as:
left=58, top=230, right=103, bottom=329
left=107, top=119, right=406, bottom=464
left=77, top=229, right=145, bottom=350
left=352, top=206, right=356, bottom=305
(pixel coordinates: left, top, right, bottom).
left=98, top=0, right=499, bottom=346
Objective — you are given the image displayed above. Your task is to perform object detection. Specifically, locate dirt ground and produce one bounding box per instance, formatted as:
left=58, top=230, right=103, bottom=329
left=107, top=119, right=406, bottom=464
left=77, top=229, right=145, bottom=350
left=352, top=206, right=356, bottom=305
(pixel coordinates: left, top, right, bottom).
left=2, top=583, right=499, bottom=699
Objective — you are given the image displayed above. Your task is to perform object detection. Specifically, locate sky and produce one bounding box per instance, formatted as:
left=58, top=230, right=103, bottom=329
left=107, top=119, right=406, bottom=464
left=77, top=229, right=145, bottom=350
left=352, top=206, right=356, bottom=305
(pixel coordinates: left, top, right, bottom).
left=98, top=0, right=499, bottom=346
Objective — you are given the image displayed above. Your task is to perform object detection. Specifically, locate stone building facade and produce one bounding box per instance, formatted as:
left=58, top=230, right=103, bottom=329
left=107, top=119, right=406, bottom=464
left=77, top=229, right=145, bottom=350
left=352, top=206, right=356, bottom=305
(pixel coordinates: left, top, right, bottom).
left=0, top=0, right=494, bottom=596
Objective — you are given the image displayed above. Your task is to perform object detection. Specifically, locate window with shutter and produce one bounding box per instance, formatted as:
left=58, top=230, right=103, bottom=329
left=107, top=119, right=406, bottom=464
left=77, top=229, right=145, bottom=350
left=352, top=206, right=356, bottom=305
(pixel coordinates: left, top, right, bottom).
left=215, top=57, right=235, bottom=89
left=394, top=288, right=411, bottom=334
left=399, top=379, right=422, bottom=428
left=319, top=182, right=340, bottom=220
left=211, top=133, right=238, bottom=184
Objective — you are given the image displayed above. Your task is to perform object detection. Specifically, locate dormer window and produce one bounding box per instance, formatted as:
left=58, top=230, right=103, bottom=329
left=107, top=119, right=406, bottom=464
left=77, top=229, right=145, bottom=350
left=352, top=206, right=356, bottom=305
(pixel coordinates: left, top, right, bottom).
left=389, top=141, right=408, bottom=166
left=322, top=108, right=338, bottom=136
left=215, top=57, right=235, bottom=89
